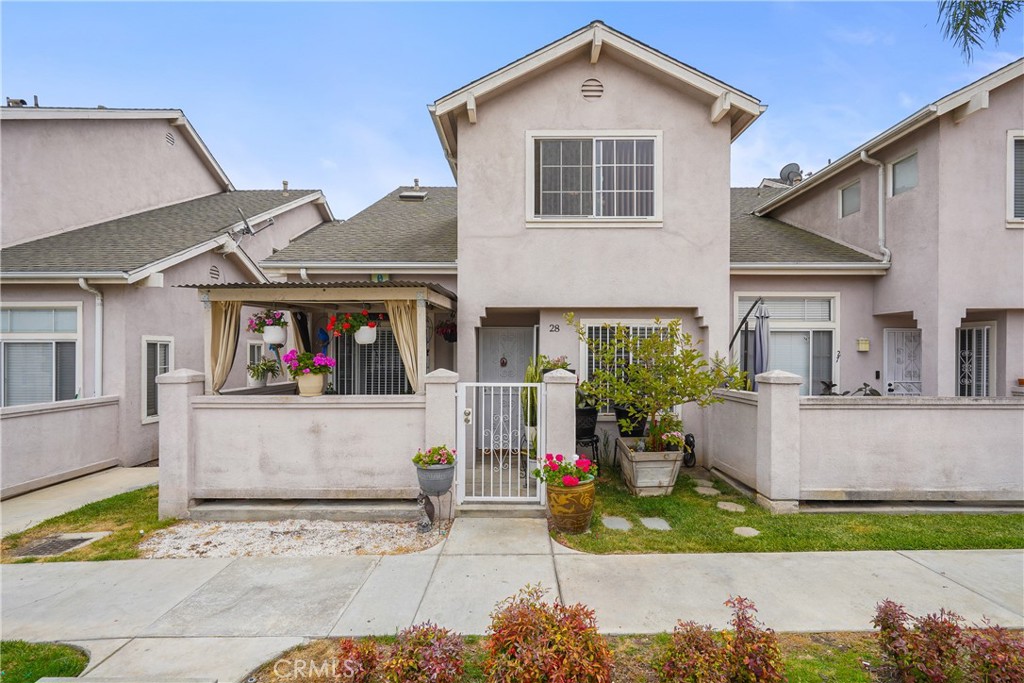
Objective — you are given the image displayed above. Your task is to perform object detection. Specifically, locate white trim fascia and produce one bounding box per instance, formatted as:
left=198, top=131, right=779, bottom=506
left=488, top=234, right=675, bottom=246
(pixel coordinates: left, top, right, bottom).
left=260, top=262, right=458, bottom=274
left=0, top=272, right=127, bottom=282
left=756, top=58, right=1022, bottom=215
left=229, top=244, right=271, bottom=284
left=169, top=117, right=233, bottom=191
left=0, top=107, right=184, bottom=121
left=427, top=104, right=458, bottom=180
left=125, top=239, right=225, bottom=284
left=730, top=263, right=890, bottom=275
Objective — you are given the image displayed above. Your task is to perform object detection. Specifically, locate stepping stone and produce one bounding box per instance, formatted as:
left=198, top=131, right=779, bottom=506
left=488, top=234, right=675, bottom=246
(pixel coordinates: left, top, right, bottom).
left=639, top=517, right=671, bottom=531
left=692, top=479, right=714, bottom=487
left=602, top=515, right=632, bottom=531
left=718, top=502, right=746, bottom=513
left=733, top=526, right=760, bottom=537
left=695, top=486, right=720, bottom=497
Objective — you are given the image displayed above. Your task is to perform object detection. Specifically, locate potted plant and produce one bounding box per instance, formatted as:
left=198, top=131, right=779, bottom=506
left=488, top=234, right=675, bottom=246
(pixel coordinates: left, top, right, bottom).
left=541, top=354, right=573, bottom=374
left=413, top=444, right=456, bottom=496
left=532, top=452, right=597, bottom=534
left=248, top=309, right=289, bottom=345
left=281, top=348, right=336, bottom=396
left=245, top=356, right=280, bottom=388
left=435, top=316, right=457, bottom=343
left=569, top=315, right=743, bottom=496
left=328, top=309, right=382, bottom=345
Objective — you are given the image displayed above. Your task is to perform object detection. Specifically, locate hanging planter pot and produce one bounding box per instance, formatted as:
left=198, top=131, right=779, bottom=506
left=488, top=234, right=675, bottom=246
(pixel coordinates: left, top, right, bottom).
left=262, top=325, right=286, bottom=346
left=354, top=325, right=377, bottom=345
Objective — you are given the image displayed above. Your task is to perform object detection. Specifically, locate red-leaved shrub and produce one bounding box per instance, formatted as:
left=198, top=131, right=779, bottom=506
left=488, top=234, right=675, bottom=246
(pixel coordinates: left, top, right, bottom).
left=336, top=638, right=380, bottom=683
left=654, top=620, right=729, bottom=682
left=484, top=585, right=612, bottom=683
left=380, top=622, right=464, bottom=683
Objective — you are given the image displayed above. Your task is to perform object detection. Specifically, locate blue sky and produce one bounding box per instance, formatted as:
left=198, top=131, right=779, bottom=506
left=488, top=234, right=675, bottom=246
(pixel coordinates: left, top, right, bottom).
left=3, top=1, right=1022, bottom=219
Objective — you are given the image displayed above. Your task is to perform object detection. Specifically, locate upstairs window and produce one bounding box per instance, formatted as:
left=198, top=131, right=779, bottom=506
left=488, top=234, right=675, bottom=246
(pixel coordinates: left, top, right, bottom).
left=840, top=181, right=861, bottom=217
left=1010, top=133, right=1024, bottom=222
left=533, top=136, right=657, bottom=219
left=891, top=153, right=918, bottom=196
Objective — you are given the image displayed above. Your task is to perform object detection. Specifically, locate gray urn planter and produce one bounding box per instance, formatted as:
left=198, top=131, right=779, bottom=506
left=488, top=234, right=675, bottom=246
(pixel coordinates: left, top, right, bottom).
left=615, top=437, right=684, bottom=496
left=416, top=463, right=455, bottom=496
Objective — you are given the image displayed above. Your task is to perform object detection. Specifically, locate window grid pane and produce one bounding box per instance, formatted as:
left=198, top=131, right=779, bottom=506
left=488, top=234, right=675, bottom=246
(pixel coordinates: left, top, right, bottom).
left=536, top=139, right=593, bottom=217
left=3, top=342, right=54, bottom=406
left=595, top=139, right=655, bottom=217
left=55, top=342, right=76, bottom=401
left=536, top=137, right=654, bottom=218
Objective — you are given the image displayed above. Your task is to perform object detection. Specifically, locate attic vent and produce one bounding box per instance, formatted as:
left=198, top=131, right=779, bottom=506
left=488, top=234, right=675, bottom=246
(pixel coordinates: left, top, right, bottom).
left=581, top=78, right=604, bottom=100
left=209, top=265, right=221, bottom=280
left=165, top=131, right=176, bottom=146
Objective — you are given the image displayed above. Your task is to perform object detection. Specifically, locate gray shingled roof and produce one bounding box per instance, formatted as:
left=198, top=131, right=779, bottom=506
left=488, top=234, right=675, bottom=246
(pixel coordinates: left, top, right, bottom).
left=265, top=186, right=456, bottom=264
left=1, top=190, right=318, bottom=274
left=731, top=188, right=879, bottom=263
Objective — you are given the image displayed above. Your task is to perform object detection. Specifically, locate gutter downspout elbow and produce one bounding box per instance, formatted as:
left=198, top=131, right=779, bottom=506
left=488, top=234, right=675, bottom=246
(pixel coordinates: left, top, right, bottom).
left=860, top=150, right=892, bottom=263
left=78, top=278, right=103, bottom=397
left=299, top=268, right=311, bottom=283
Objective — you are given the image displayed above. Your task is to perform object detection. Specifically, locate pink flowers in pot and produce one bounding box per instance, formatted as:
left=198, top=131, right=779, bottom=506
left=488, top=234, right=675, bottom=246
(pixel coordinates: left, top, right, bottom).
left=532, top=453, right=597, bottom=487
left=247, top=309, right=288, bottom=333
left=281, top=348, right=336, bottom=379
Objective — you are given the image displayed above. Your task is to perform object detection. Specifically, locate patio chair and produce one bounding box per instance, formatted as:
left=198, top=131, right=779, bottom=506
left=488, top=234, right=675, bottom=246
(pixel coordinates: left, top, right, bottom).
left=575, top=406, right=600, bottom=465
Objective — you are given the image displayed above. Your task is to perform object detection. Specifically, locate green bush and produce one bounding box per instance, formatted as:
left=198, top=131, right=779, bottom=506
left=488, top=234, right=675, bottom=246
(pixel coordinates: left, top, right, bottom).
left=485, top=585, right=613, bottom=683
left=0, top=640, right=88, bottom=683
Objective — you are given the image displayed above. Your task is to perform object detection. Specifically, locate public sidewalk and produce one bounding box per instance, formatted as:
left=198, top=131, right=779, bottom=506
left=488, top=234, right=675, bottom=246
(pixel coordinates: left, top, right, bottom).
left=1, top=518, right=1021, bottom=681
left=1, top=466, right=159, bottom=536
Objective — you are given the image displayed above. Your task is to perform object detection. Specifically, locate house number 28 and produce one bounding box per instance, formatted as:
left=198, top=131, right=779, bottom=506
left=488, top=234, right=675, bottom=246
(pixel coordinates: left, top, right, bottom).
left=548, top=324, right=560, bottom=333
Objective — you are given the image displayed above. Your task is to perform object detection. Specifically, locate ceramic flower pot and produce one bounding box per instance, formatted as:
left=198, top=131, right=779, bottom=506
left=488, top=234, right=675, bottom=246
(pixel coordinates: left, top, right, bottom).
left=262, top=326, right=286, bottom=346
left=295, top=373, right=324, bottom=397
left=416, top=463, right=455, bottom=496
left=354, top=325, right=377, bottom=345
left=545, top=476, right=596, bottom=534
left=247, top=375, right=267, bottom=389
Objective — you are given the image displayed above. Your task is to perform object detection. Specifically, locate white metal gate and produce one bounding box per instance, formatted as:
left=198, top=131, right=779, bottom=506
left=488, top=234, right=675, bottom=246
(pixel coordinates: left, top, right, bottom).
left=456, top=382, right=545, bottom=504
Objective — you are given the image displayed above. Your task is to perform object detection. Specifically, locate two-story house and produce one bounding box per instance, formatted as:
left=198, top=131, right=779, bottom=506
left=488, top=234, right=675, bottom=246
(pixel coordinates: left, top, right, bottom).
left=0, top=106, right=333, bottom=497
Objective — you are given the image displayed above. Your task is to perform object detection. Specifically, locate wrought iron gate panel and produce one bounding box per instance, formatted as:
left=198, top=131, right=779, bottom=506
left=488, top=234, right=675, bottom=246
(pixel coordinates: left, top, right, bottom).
left=456, top=382, right=545, bottom=504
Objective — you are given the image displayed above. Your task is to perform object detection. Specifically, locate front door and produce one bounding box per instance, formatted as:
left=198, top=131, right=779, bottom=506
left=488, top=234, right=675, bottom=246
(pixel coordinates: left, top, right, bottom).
left=884, top=328, right=922, bottom=395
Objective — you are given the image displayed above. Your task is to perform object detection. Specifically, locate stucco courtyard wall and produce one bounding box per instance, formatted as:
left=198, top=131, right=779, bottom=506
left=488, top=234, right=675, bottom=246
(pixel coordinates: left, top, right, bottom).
left=705, top=371, right=1024, bottom=507
left=1, top=396, right=120, bottom=498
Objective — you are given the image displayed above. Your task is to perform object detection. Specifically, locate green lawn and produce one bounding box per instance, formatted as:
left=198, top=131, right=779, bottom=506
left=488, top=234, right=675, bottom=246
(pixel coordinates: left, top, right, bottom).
left=1, top=486, right=177, bottom=563
left=557, top=471, right=1024, bottom=554
left=0, top=641, right=88, bottom=682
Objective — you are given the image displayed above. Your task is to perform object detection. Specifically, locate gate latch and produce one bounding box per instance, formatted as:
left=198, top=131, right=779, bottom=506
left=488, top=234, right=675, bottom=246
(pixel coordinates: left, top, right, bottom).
left=463, top=408, right=472, bottom=424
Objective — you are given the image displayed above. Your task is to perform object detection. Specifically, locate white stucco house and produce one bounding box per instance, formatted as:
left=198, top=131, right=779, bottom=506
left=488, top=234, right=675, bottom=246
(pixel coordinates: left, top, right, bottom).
left=0, top=106, right=332, bottom=497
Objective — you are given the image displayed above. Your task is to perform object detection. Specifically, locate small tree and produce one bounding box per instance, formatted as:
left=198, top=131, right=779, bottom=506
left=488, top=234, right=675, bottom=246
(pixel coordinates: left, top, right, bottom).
left=568, top=315, right=744, bottom=451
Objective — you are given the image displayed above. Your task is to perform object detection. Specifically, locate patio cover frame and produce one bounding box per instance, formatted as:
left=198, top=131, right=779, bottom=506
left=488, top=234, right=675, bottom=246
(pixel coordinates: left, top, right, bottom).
left=185, top=281, right=456, bottom=395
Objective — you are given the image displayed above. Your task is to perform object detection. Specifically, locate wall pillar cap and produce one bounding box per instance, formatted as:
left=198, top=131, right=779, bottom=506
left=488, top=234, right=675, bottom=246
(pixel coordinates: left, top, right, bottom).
left=156, top=368, right=206, bottom=385
left=424, top=369, right=459, bottom=384
left=755, top=370, right=804, bottom=385
left=543, top=369, right=577, bottom=384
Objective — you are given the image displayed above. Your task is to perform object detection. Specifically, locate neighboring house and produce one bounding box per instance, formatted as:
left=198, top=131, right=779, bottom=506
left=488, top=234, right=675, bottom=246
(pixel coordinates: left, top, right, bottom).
left=0, top=106, right=332, bottom=497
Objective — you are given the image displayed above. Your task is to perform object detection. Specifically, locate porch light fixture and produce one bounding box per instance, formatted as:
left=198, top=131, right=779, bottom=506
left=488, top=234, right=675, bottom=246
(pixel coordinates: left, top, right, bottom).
left=857, top=338, right=870, bottom=352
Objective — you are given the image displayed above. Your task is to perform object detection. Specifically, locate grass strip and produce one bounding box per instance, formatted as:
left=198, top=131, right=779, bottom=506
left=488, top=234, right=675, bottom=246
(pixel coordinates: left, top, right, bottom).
left=0, top=640, right=88, bottom=682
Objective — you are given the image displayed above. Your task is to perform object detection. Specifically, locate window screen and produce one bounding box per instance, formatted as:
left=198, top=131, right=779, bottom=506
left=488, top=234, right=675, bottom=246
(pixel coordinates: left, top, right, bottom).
left=535, top=138, right=655, bottom=218
left=145, top=341, right=170, bottom=417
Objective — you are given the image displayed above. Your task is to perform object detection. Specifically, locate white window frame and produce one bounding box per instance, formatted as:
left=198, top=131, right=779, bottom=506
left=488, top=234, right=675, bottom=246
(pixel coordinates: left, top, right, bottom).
left=1007, top=130, right=1024, bottom=227
left=0, top=302, right=84, bottom=407
left=839, top=180, right=861, bottom=218
left=889, top=151, right=918, bottom=197
left=734, top=292, right=841, bottom=395
left=247, top=340, right=266, bottom=367
left=956, top=322, right=996, bottom=397
left=578, top=318, right=668, bottom=416
left=141, top=336, right=174, bottom=424
left=525, top=129, right=664, bottom=228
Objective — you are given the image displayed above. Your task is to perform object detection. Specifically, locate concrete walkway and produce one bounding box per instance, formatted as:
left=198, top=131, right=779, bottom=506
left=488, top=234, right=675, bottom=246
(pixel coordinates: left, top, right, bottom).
left=1, top=467, right=159, bottom=537
left=2, top=518, right=1022, bottom=681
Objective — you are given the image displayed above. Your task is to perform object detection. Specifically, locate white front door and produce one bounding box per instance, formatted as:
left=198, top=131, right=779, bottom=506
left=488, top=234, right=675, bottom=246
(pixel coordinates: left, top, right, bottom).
left=477, top=327, right=536, bottom=383
left=884, top=328, right=922, bottom=395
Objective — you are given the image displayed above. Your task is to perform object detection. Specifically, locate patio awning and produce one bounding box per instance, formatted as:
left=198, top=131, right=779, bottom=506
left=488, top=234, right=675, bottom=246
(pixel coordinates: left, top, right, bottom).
left=178, top=280, right=456, bottom=309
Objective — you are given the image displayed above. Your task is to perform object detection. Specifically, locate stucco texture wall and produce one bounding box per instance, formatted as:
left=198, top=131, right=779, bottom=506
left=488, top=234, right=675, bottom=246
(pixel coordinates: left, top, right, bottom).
left=1, top=118, right=223, bottom=247
left=455, top=51, right=734, bottom=379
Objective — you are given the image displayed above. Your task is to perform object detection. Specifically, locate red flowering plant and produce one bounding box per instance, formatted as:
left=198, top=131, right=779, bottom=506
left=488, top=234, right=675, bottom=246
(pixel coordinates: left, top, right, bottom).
left=246, top=308, right=288, bottom=333
left=328, top=309, right=383, bottom=336
left=532, top=453, right=597, bottom=488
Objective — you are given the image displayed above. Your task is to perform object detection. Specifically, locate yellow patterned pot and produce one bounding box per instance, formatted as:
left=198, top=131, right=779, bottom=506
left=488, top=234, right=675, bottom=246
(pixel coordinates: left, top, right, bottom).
left=545, top=477, right=596, bottom=534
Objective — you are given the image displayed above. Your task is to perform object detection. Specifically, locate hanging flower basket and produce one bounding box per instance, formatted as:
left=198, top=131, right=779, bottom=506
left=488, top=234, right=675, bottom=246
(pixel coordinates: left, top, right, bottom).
left=248, top=309, right=288, bottom=345
left=354, top=325, right=377, bottom=345
left=262, top=326, right=286, bottom=346
left=435, top=317, right=457, bottom=343
left=328, top=309, right=382, bottom=345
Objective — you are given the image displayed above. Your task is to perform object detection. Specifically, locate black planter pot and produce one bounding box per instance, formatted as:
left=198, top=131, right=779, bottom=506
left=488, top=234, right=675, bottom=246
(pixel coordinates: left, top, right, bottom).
left=613, top=405, right=647, bottom=437
left=575, top=406, right=598, bottom=439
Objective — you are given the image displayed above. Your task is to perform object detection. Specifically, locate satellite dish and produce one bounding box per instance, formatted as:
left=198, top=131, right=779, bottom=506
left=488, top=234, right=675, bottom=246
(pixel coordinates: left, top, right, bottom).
left=779, top=162, right=802, bottom=185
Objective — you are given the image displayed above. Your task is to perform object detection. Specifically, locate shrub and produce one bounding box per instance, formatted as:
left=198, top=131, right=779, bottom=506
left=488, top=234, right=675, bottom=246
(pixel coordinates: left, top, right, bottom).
left=873, top=599, right=1024, bottom=683
left=654, top=621, right=729, bottom=682
left=336, top=638, right=380, bottom=683
left=380, top=622, right=464, bottom=683
left=485, top=585, right=613, bottom=683
left=654, top=596, right=784, bottom=683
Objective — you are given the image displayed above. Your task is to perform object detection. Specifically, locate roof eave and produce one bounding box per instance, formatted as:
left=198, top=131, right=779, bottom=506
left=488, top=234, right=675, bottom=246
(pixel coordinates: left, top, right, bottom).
left=0, top=271, right=128, bottom=283
left=261, top=261, right=458, bottom=272
left=730, top=262, right=890, bottom=275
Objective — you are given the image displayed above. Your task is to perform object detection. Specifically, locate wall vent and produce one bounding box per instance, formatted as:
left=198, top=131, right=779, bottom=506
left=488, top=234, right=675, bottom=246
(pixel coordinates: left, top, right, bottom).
left=209, top=265, right=221, bottom=280
left=581, top=79, right=604, bottom=100
left=165, top=131, right=176, bottom=146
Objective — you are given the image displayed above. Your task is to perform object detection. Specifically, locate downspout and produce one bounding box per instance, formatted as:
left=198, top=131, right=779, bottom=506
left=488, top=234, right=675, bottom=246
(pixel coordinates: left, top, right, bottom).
left=299, top=268, right=312, bottom=283
left=860, top=150, right=892, bottom=263
left=78, top=278, right=103, bottom=396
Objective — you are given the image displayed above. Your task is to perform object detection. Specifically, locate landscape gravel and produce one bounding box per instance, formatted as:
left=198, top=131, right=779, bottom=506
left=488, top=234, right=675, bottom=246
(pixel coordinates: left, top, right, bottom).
left=139, top=519, right=447, bottom=558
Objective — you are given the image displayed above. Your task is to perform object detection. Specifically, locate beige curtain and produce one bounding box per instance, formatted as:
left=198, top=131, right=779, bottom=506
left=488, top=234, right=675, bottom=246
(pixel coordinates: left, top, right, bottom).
left=385, top=300, right=419, bottom=393
left=210, top=301, right=242, bottom=394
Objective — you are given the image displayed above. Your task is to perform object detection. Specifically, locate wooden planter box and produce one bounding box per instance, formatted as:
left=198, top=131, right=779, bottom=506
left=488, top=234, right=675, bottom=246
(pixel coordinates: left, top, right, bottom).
left=615, top=437, right=684, bottom=496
